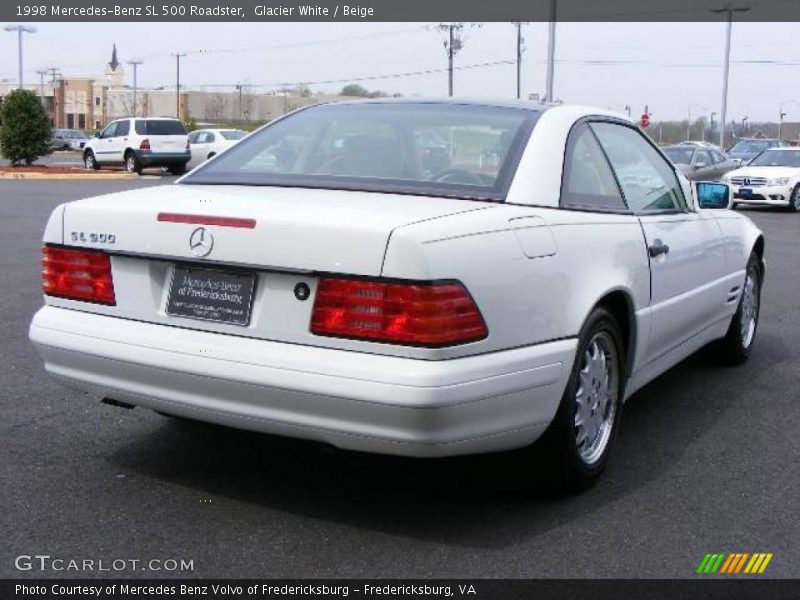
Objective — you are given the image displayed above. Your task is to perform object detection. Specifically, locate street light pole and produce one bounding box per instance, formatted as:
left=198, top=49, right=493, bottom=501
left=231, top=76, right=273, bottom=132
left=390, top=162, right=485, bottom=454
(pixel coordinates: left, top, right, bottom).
left=127, top=60, right=143, bottom=117
left=36, top=69, right=47, bottom=104
left=512, top=22, right=526, bottom=100
left=545, top=0, right=557, bottom=103
left=173, top=52, right=186, bottom=119
left=711, top=5, right=750, bottom=149
left=4, top=25, right=37, bottom=89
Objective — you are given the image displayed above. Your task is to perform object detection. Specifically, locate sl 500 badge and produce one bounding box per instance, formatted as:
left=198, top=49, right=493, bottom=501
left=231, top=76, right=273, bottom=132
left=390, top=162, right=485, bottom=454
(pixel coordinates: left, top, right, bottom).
left=71, top=231, right=116, bottom=244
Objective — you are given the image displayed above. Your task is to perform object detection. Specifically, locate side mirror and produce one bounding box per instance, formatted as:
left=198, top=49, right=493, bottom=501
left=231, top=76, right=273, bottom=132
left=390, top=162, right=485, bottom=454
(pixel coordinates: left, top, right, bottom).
left=696, top=182, right=730, bottom=209
left=94, top=132, right=101, bottom=138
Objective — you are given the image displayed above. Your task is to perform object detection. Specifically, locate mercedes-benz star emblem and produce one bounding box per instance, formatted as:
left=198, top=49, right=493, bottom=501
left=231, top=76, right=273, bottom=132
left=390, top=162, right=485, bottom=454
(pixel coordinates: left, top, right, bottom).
left=189, top=227, right=214, bottom=257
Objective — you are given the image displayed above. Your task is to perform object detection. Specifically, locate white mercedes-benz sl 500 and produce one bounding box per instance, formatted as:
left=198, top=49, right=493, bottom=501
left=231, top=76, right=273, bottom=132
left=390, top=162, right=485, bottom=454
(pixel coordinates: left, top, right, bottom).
left=29, top=100, right=765, bottom=489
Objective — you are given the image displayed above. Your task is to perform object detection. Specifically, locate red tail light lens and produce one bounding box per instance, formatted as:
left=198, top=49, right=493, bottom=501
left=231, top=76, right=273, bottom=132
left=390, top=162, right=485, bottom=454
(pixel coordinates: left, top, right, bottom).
left=311, top=277, right=487, bottom=347
left=42, top=246, right=116, bottom=305
left=139, top=139, right=150, bottom=150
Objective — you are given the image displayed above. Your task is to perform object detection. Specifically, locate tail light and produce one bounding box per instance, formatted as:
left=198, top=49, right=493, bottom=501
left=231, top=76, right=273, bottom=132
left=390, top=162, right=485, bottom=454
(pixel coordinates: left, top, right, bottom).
left=42, top=246, right=116, bottom=305
left=139, top=139, right=150, bottom=150
left=310, top=277, right=487, bottom=347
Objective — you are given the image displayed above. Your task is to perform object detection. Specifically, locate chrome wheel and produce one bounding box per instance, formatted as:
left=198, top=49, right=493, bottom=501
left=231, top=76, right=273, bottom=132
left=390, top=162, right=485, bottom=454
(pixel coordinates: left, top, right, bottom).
left=126, top=155, right=137, bottom=173
left=574, top=332, right=618, bottom=466
left=84, top=153, right=94, bottom=169
left=739, top=266, right=759, bottom=349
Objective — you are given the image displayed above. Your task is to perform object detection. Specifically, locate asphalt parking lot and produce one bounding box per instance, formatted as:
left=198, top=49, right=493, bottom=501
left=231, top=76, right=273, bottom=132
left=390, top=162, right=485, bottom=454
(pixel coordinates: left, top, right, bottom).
left=1, top=179, right=798, bottom=579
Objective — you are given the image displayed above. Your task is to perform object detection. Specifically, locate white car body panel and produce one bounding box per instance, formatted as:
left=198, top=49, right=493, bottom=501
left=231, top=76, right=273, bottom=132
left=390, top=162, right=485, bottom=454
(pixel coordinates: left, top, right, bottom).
left=29, top=102, right=765, bottom=457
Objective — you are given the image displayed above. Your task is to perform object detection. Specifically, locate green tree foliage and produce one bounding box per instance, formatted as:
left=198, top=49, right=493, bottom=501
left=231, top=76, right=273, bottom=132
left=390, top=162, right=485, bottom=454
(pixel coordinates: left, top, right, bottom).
left=0, top=89, right=51, bottom=165
left=340, top=84, right=370, bottom=97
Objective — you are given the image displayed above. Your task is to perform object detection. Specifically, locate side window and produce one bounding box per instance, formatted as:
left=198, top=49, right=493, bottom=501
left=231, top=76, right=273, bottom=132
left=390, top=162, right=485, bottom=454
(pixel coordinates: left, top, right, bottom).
left=711, top=150, right=724, bottom=164
left=100, top=122, right=117, bottom=138
left=206, top=133, right=216, bottom=143
left=590, top=122, right=687, bottom=213
left=560, top=123, right=627, bottom=212
left=116, top=120, right=130, bottom=136
left=694, top=150, right=711, bottom=167
left=135, top=120, right=146, bottom=135
left=187, top=131, right=200, bottom=143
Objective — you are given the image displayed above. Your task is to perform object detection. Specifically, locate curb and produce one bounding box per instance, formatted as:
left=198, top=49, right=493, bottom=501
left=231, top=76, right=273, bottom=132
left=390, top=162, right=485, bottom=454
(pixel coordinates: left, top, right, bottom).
left=0, top=172, right=139, bottom=180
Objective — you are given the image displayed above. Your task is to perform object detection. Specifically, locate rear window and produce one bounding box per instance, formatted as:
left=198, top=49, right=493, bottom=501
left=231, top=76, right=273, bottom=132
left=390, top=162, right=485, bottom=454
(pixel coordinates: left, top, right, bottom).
left=134, top=120, right=187, bottom=135
left=182, top=102, right=540, bottom=202
left=662, top=147, right=695, bottom=164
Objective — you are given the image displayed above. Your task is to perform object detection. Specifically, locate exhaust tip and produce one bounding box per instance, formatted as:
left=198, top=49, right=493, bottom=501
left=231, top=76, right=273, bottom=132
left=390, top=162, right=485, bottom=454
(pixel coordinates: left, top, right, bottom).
left=101, top=397, right=136, bottom=410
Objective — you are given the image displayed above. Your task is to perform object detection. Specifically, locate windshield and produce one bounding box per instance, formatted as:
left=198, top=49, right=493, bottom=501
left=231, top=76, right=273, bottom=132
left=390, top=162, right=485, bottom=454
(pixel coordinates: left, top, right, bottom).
left=135, top=120, right=187, bottom=135
left=730, top=140, right=772, bottom=153
left=182, top=102, right=540, bottom=201
left=749, top=149, right=800, bottom=168
left=662, top=147, right=695, bottom=164
left=220, top=130, right=246, bottom=141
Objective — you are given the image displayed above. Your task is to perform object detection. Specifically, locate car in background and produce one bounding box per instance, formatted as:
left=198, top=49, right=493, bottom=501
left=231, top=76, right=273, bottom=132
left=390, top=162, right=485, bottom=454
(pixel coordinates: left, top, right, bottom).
left=727, top=138, right=786, bottom=166
left=83, top=117, right=191, bottom=175
left=724, top=147, right=800, bottom=211
left=50, top=129, right=90, bottom=151
left=678, top=140, right=720, bottom=150
left=30, top=100, right=765, bottom=490
left=187, top=128, right=247, bottom=169
left=662, top=144, right=737, bottom=181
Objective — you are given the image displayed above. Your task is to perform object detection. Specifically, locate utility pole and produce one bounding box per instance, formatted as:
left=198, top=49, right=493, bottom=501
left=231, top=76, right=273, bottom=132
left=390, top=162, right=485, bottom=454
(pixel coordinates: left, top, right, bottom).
left=545, top=0, right=557, bottom=103
left=173, top=52, right=186, bottom=119
left=4, top=25, right=37, bottom=89
left=512, top=22, right=527, bottom=100
left=436, top=23, right=478, bottom=97
left=127, top=60, right=143, bottom=117
left=711, top=4, right=750, bottom=149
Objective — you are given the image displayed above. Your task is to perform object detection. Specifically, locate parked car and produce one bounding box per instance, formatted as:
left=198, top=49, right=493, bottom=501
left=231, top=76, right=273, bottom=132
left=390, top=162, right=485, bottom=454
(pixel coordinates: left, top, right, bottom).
left=662, top=145, right=737, bottom=181
left=187, top=128, right=247, bottom=169
left=727, top=138, right=786, bottom=166
left=30, top=100, right=764, bottom=490
left=678, top=140, right=720, bottom=149
left=723, top=147, right=800, bottom=211
left=50, top=129, right=89, bottom=151
left=83, top=117, right=191, bottom=175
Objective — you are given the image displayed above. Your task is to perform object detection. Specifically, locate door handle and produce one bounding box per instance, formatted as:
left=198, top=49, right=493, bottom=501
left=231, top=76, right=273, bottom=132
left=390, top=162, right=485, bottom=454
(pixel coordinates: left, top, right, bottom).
left=648, top=239, right=670, bottom=258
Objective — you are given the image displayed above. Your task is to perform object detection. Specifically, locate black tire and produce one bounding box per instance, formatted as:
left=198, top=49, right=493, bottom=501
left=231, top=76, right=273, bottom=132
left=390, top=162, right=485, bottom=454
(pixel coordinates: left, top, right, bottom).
left=168, top=163, right=187, bottom=176
left=207, top=152, right=216, bottom=159
left=84, top=150, right=100, bottom=171
left=716, top=252, right=762, bottom=365
left=731, top=202, right=738, bottom=210
left=534, top=307, right=625, bottom=492
left=124, top=151, right=142, bottom=174
left=788, top=184, right=799, bottom=212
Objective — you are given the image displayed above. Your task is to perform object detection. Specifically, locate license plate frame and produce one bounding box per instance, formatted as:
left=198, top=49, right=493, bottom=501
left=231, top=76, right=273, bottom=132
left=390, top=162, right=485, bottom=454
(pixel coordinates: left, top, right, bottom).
left=739, top=187, right=753, bottom=196
left=166, top=265, right=256, bottom=327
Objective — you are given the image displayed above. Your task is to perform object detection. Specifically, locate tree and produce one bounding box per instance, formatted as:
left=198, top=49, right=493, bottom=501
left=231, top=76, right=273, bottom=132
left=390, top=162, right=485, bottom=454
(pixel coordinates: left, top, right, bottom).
left=340, top=84, right=370, bottom=97
left=0, top=89, right=51, bottom=165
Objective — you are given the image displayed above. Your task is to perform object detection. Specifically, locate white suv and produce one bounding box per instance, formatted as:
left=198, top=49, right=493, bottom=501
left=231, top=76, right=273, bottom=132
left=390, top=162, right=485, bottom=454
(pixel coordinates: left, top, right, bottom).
left=84, top=117, right=191, bottom=175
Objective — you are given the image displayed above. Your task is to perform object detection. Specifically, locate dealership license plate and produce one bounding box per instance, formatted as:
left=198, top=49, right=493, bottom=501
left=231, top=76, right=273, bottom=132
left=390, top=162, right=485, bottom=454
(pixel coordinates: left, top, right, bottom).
left=166, top=266, right=256, bottom=326
left=739, top=188, right=752, bottom=195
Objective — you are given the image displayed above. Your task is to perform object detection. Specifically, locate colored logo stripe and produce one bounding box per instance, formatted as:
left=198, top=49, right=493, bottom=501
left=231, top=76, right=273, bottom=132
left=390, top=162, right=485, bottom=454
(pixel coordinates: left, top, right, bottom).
left=697, top=552, right=773, bottom=574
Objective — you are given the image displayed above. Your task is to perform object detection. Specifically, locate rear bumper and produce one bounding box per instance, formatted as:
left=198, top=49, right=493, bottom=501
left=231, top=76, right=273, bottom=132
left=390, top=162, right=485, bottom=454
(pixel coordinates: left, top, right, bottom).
left=133, top=150, right=190, bottom=166
left=29, top=306, right=576, bottom=457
